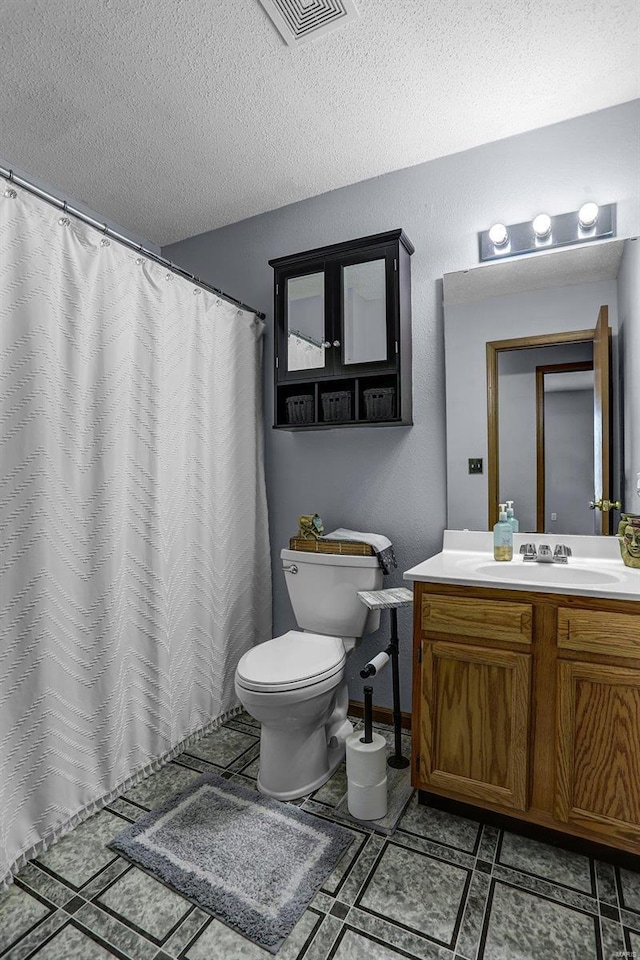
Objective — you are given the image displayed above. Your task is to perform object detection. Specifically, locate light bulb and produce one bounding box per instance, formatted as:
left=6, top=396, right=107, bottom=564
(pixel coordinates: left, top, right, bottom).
left=578, top=202, right=599, bottom=229
left=532, top=214, right=552, bottom=239
left=488, top=223, right=509, bottom=247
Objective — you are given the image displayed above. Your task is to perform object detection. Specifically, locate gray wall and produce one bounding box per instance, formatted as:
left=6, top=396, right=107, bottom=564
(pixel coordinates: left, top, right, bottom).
left=619, top=239, right=640, bottom=512
left=165, top=101, right=640, bottom=710
left=544, top=390, right=595, bottom=535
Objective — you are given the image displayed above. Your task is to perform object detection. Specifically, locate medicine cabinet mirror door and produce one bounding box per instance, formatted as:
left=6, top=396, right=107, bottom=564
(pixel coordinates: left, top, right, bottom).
left=279, top=265, right=329, bottom=382
left=335, top=247, right=397, bottom=377
left=276, top=247, right=398, bottom=382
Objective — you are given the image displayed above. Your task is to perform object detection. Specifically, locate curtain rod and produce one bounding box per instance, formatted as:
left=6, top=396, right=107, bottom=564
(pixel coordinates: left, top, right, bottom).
left=290, top=328, right=323, bottom=348
left=0, top=168, right=266, bottom=320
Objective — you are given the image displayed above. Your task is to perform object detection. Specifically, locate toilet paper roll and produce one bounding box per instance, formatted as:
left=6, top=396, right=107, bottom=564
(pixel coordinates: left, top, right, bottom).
left=365, top=651, right=390, bottom=675
left=346, top=731, right=387, bottom=787
left=347, top=777, right=388, bottom=821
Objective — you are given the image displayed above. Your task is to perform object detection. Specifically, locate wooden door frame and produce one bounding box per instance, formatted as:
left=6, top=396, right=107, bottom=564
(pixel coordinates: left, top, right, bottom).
left=486, top=329, right=595, bottom=530
left=593, top=305, right=612, bottom=535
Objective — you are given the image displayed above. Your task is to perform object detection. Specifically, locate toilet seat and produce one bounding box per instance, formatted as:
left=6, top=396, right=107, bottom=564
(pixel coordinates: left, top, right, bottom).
left=235, top=631, right=346, bottom=693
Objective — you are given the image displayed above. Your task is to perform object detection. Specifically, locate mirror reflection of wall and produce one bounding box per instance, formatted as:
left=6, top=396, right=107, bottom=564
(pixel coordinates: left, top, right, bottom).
left=498, top=343, right=594, bottom=534
left=542, top=367, right=595, bottom=534
left=443, top=239, right=634, bottom=535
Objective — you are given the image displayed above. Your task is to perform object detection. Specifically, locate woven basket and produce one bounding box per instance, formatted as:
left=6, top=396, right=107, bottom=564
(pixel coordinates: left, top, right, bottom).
left=363, top=386, right=395, bottom=420
left=289, top=538, right=374, bottom=556
left=321, top=391, right=351, bottom=422
left=286, top=394, right=314, bottom=425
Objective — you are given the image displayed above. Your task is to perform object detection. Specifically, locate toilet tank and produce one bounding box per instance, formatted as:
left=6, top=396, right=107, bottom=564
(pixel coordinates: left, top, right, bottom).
left=281, top=549, right=383, bottom=637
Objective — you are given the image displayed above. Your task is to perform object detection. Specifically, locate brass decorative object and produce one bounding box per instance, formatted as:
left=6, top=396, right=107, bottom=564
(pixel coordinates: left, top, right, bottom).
left=617, top=513, right=640, bottom=569
left=297, top=514, right=324, bottom=540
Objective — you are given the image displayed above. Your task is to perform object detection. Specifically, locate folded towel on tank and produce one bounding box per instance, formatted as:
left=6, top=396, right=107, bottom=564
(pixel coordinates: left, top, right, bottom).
left=323, top=528, right=397, bottom=575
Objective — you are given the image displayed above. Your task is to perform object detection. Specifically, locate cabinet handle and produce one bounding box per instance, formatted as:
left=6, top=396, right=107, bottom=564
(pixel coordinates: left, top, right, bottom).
left=321, top=341, right=331, bottom=348
left=333, top=340, right=341, bottom=348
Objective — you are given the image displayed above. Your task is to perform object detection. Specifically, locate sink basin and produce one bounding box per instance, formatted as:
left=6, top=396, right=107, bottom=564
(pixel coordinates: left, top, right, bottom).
left=474, top=563, right=621, bottom=586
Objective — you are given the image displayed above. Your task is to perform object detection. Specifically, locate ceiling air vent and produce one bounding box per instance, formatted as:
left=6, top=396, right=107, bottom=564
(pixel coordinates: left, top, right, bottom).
left=259, top=0, right=359, bottom=46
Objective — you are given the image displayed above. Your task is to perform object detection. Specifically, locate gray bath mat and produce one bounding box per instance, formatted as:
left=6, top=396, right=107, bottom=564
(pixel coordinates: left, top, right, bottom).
left=108, top=771, right=352, bottom=953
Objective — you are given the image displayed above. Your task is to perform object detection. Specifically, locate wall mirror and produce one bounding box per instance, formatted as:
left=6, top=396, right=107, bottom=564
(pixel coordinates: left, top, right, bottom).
left=443, top=238, right=634, bottom=536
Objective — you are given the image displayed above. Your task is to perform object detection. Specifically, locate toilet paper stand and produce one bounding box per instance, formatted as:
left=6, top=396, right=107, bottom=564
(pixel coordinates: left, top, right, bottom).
left=357, top=587, right=413, bottom=770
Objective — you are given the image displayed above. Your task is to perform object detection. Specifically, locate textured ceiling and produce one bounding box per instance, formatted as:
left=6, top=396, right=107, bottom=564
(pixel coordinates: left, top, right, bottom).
left=1, top=0, right=638, bottom=245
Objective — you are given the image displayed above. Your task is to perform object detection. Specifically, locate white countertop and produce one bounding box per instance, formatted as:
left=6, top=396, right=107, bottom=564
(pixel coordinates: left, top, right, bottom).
left=404, top=531, right=640, bottom=602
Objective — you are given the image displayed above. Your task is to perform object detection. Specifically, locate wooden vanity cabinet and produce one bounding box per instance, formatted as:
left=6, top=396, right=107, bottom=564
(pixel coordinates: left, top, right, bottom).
left=421, top=640, right=531, bottom=811
left=412, top=582, right=640, bottom=855
left=555, top=606, right=640, bottom=848
left=418, top=593, right=533, bottom=811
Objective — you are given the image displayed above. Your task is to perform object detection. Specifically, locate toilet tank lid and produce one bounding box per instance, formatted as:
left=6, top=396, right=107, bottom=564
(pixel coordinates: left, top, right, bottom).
left=281, top=548, right=379, bottom=568
left=236, top=631, right=345, bottom=687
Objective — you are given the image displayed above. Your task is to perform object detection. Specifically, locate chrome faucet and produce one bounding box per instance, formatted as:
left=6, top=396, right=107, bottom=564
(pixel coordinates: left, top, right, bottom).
left=553, top=544, right=572, bottom=564
left=519, top=543, right=572, bottom=563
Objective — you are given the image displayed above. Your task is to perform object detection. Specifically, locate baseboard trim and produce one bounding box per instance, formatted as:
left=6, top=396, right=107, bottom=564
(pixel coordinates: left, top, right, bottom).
left=348, top=699, right=412, bottom=730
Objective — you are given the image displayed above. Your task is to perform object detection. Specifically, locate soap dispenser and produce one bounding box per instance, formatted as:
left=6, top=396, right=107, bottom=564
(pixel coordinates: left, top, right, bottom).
left=506, top=500, right=519, bottom=534
left=493, top=504, right=513, bottom=561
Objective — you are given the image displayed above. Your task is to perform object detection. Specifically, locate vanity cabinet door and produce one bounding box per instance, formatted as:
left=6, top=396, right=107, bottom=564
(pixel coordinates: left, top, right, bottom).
left=555, top=660, right=640, bottom=845
left=419, top=640, right=531, bottom=811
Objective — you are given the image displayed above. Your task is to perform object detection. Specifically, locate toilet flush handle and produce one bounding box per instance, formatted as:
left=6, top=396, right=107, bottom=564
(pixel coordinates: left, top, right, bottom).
left=283, top=563, right=298, bottom=574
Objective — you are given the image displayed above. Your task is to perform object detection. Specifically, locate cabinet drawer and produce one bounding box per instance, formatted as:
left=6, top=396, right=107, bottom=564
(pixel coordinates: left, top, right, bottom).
left=421, top=594, right=532, bottom=645
left=558, top=608, right=640, bottom=661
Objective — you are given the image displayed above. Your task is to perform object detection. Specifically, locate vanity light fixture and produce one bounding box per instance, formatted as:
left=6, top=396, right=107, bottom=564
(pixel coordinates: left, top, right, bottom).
left=478, top=202, right=615, bottom=262
left=488, top=223, right=509, bottom=247
left=578, top=201, right=599, bottom=229
left=532, top=213, right=552, bottom=240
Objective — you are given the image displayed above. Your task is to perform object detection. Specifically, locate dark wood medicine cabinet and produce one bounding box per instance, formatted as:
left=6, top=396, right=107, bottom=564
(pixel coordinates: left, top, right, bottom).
left=269, top=230, right=414, bottom=430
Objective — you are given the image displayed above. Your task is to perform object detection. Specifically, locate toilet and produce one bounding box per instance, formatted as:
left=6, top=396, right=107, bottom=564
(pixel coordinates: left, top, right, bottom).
left=234, top=548, right=383, bottom=800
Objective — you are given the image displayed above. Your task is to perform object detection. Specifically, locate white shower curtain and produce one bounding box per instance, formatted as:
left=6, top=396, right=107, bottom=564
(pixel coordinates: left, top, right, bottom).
left=0, top=183, right=271, bottom=887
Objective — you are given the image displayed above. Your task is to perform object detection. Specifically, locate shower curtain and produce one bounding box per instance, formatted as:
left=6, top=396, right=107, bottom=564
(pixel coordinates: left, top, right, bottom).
left=0, top=183, right=271, bottom=887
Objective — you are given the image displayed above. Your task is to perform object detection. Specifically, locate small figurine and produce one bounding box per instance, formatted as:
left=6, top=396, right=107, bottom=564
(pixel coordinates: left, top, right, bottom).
left=297, top=514, right=324, bottom=540
left=617, top=513, right=640, bottom=569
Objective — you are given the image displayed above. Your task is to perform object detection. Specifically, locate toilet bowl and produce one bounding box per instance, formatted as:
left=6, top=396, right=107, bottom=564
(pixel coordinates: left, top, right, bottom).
left=235, top=631, right=349, bottom=799
left=234, top=549, right=383, bottom=800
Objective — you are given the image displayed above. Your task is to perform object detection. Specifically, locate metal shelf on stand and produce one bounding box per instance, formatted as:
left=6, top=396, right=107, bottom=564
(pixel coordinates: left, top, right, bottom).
left=357, top=587, right=413, bottom=769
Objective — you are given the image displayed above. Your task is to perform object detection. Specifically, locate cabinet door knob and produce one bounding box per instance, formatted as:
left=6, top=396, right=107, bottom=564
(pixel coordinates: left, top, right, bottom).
left=321, top=341, right=331, bottom=348
left=333, top=340, right=341, bottom=348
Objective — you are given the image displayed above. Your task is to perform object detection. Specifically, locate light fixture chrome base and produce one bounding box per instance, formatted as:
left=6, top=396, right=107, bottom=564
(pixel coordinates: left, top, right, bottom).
left=479, top=204, right=615, bottom=262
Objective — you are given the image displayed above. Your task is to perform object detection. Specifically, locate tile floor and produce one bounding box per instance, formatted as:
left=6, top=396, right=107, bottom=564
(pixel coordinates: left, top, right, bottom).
left=2, top=713, right=640, bottom=960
